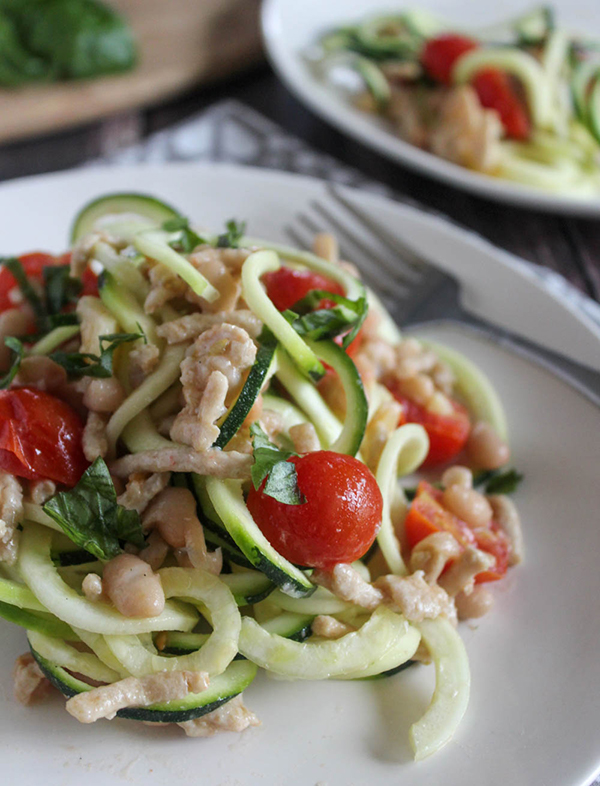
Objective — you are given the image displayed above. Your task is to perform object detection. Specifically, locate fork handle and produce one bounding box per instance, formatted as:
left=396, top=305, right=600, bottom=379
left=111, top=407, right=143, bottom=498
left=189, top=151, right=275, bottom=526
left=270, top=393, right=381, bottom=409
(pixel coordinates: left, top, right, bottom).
left=421, top=316, right=600, bottom=408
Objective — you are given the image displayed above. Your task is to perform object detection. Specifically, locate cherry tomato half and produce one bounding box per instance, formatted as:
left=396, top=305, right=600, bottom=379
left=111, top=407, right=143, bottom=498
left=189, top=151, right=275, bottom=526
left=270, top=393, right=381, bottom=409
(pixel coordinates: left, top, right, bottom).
left=389, top=391, right=471, bottom=467
left=247, top=451, right=382, bottom=568
left=472, top=68, right=531, bottom=140
left=404, top=481, right=509, bottom=583
left=263, top=267, right=344, bottom=312
left=421, top=33, right=478, bottom=85
left=0, top=387, right=88, bottom=486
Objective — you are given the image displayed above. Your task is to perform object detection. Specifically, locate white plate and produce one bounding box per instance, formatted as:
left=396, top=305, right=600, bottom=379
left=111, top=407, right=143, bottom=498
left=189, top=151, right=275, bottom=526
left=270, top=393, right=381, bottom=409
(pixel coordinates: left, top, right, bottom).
left=0, top=164, right=599, bottom=786
left=262, top=0, right=600, bottom=216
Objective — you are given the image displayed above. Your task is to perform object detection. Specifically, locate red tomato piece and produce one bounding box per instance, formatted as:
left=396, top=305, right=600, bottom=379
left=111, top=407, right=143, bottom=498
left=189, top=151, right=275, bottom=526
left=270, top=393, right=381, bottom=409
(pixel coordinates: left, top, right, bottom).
left=473, top=525, right=510, bottom=583
left=389, top=391, right=470, bottom=467
left=0, top=388, right=88, bottom=486
left=473, top=68, right=531, bottom=140
left=404, top=481, right=475, bottom=551
left=421, top=33, right=478, bottom=84
left=404, top=481, right=508, bottom=583
left=263, top=267, right=344, bottom=312
left=246, top=451, right=382, bottom=568
left=0, top=253, right=56, bottom=313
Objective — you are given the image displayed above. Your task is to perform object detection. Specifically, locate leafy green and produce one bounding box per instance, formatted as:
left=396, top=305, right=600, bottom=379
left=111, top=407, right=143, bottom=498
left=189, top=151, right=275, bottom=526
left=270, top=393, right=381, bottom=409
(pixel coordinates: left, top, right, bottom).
left=43, top=265, right=82, bottom=314
left=217, top=219, right=246, bottom=249
left=0, top=0, right=136, bottom=85
left=0, top=256, right=82, bottom=337
left=250, top=423, right=305, bottom=505
left=43, top=457, right=145, bottom=561
left=50, top=332, right=141, bottom=379
left=475, top=468, right=524, bottom=495
left=288, top=290, right=368, bottom=347
left=1, top=257, right=44, bottom=314
left=0, top=336, right=24, bottom=389
left=162, top=216, right=207, bottom=254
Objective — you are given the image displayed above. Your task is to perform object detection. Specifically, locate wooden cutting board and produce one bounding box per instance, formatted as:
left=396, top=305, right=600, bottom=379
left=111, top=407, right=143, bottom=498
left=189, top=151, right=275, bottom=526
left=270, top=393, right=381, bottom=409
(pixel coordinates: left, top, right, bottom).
left=0, top=0, right=263, bottom=144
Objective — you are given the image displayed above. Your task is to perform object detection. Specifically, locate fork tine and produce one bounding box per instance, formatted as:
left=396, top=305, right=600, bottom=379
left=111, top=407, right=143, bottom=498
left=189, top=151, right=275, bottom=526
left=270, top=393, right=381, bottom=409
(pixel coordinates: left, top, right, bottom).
left=293, top=209, right=406, bottom=300
left=310, top=199, right=423, bottom=287
left=326, top=184, right=438, bottom=274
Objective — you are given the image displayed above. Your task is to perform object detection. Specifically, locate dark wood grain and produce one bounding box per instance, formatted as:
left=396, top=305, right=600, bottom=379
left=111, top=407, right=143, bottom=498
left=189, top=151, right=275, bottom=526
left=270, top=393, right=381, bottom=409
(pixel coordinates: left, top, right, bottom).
left=1, top=66, right=599, bottom=302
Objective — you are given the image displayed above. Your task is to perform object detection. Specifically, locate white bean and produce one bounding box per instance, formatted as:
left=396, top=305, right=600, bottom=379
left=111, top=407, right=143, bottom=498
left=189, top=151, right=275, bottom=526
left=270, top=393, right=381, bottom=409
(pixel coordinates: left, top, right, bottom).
left=442, top=485, right=492, bottom=529
left=103, top=554, right=165, bottom=618
left=467, top=421, right=510, bottom=470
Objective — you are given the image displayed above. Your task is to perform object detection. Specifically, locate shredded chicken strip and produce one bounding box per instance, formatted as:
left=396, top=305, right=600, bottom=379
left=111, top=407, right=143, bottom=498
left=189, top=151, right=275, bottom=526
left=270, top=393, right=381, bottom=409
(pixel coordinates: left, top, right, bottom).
left=312, top=615, right=356, bottom=640
left=129, top=344, right=160, bottom=389
left=66, top=670, right=209, bottom=723
left=157, top=310, right=262, bottom=344
left=82, top=412, right=108, bottom=461
left=29, top=479, right=56, bottom=506
left=186, top=248, right=243, bottom=313
left=409, top=532, right=462, bottom=584
left=289, top=422, right=320, bottom=454
left=110, top=448, right=253, bottom=479
left=171, top=370, right=228, bottom=452
left=0, top=472, right=23, bottom=565
left=374, top=571, right=456, bottom=624
left=178, top=694, right=260, bottom=737
left=312, top=564, right=384, bottom=611
left=117, top=472, right=171, bottom=515
left=437, top=547, right=495, bottom=598
left=13, top=653, right=53, bottom=705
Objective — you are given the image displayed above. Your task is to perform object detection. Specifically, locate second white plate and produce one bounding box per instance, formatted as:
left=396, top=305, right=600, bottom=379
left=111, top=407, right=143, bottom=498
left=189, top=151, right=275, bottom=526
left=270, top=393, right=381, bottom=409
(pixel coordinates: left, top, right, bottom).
left=262, top=0, right=600, bottom=216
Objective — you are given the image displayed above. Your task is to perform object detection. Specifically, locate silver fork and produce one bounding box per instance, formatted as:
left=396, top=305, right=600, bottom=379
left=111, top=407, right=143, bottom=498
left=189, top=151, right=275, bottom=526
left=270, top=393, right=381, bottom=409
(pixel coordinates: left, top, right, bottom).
left=285, top=184, right=600, bottom=406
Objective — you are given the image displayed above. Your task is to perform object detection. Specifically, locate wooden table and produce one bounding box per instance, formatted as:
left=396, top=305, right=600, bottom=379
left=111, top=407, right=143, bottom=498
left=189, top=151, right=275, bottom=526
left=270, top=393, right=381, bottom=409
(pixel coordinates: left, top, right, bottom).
left=1, top=65, right=599, bottom=303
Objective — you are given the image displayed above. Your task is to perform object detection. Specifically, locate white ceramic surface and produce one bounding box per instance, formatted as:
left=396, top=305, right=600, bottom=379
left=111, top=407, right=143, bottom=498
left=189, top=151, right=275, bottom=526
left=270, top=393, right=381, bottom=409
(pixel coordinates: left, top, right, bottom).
left=262, top=0, right=600, bottom=216
left=0, top=164, right=599, bottom=786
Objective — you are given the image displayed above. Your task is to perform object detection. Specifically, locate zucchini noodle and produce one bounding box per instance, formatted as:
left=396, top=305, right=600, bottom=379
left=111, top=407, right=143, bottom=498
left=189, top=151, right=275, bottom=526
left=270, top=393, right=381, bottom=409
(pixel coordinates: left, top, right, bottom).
left=27, top=630, right=121, bottom=683
left=375, top=424, right=430, bottom=575
left=241, top=249, right=325, bottom=381
left=29, top=325, right=80, bottom=356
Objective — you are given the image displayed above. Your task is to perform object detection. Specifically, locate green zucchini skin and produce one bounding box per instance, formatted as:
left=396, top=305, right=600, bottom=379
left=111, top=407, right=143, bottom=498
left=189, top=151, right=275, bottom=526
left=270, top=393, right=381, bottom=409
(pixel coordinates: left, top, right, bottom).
left=0, top=601, right=74, bottom=639
left=214, top=330, right=278, bottom=449
left=32, top=650, right=257, bottom=724
left=70, top=192, right=180, bottom=242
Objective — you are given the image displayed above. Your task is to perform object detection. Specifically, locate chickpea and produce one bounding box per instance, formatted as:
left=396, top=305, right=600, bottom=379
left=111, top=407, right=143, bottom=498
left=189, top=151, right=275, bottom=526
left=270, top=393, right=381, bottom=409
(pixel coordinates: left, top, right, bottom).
left=103, top=553, right=165, bottom=618
left=396, top=338, right=422, bottom=359
left=398, top=373, right=435, bottom=406
left=467, top=421, right=510, bottom=470
left=83, top=377, right=125, bottom=413
left=442, top=484, right=493, bottom=529
left=442, top=465, right=473, bottom=490
left=455, top=586, right=494, bottom=620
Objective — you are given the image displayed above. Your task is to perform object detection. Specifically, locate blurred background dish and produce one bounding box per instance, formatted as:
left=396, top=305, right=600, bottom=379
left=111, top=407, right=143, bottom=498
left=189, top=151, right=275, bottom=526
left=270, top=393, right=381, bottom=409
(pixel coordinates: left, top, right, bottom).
left=0, top=0, right=262, bottom=144
left=262, top=0, right=600, bottom=215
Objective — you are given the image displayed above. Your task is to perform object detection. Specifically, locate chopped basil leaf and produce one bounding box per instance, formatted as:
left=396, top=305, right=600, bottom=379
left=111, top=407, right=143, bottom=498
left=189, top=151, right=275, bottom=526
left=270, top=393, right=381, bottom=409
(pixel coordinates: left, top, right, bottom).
left=288, top=290, right=368, bottom=346
left=43, top=265, right=82, bottom=315
left=50, top=332, right=141, bottom=379
left=1, top=257, right=44, bottom=314
left=217, top=219, right=246, bottom=249
left=162, top=216, right=207, bottom=254
left=43, top=457, right=145, bottom=561
left=250, top=423, right=305, bottom=505
left=476, top=468, right=524, bottom=495
left=0, top=337, right=24, bottom=389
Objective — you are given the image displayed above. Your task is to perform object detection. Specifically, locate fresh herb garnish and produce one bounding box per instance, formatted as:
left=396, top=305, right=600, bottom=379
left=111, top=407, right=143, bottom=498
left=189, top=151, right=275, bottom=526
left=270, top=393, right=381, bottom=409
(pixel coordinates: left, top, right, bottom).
left=50, top=332, right=141, bottom=379
left=288, top=290, right=368, bottom=347
left=0, top=337, right=25, bottom=390
left=475, top=468, right=524, bottom=495
left=250, top=423, right=305, bottom=505
left=43, top=457, right=145, bottom=561
left=0, top=256, right=82, bottom=336
left=217, top=219, right=246, bottom=249
left=162, top=216, right=207, bottom=254
left=43, top=265, right=82, bottom=314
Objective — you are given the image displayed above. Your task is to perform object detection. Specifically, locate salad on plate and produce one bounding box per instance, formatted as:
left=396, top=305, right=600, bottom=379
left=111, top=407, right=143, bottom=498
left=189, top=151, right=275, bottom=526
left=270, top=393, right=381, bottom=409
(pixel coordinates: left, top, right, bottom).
left=310, top=5, right=600, bottom=195
left=0, top=192, right=523, bottom=760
